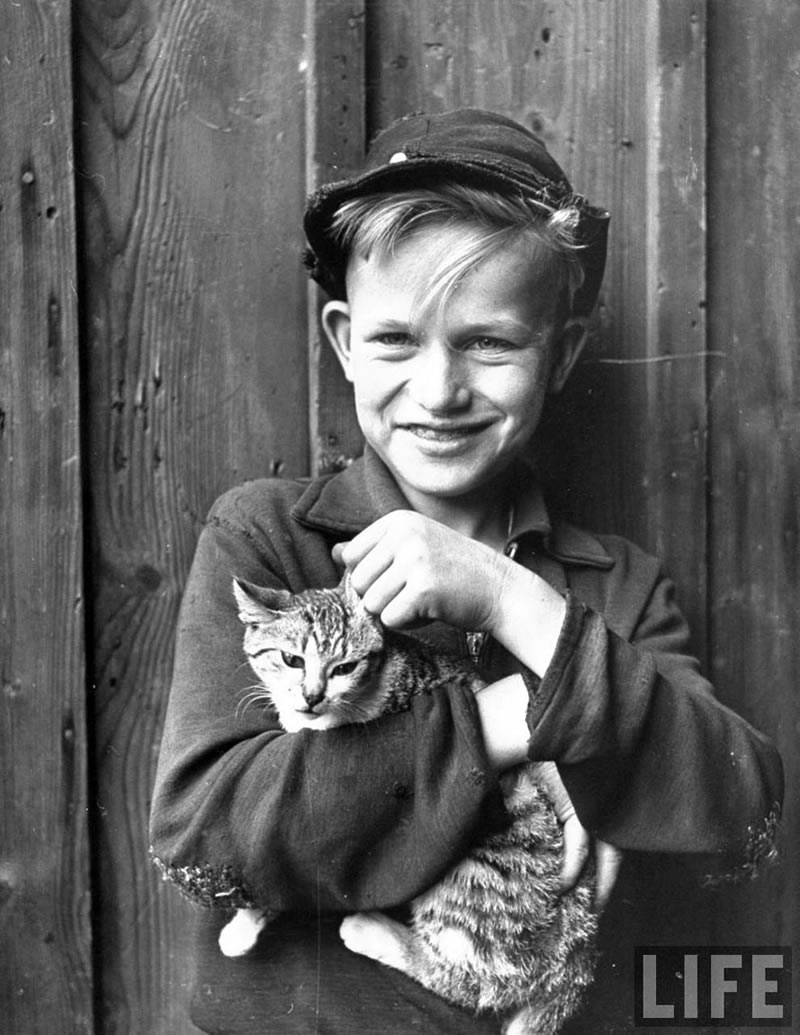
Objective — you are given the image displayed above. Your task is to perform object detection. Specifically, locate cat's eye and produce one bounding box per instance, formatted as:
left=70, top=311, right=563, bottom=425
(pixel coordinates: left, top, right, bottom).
left=281, top=651, right=304, bottom=669
left=331, top=660, right=359, bottom=677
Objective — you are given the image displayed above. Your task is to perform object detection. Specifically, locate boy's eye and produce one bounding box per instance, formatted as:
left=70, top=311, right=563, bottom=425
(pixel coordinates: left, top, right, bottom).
left=465, top=336, right=515, bottom=355
left=331, top=659, right=359, bottom=677
left=373, top=331, right=416, bottom=347
left=281, top=651, right=305, bottom=669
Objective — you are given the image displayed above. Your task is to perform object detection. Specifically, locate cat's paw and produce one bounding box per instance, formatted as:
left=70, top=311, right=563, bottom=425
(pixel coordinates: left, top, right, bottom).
left=503, top=1002, right=568, bottom=1035
left=278, top=710, right=313, bottom=733
left=218, top=907, right=267, bottom=957
left=279, top=709, right=339, bottom=733
left=339, top=911, right=410, bottom=971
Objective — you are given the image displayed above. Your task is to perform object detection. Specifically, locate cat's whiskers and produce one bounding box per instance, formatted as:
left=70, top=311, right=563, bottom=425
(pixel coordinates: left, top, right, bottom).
left=327, top=692, right=385, bottom=725
left=235, top=684, right=276, bottom=720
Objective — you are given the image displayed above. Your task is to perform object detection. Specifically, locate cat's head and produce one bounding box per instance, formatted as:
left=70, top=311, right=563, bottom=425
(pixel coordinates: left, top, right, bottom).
left=232, top=573, right=387, bottom=731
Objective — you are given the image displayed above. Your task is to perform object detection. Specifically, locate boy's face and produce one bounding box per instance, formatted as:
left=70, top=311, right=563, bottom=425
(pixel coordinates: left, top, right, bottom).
left=322, top=224, right=585, bottom=511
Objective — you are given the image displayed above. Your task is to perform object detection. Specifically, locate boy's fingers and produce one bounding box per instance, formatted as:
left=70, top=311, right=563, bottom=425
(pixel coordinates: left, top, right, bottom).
left=335, top=518, right=393, bottom=568
left=349, top=547, right=395, bottom=596
left=331, top=542, right=349, bottom=566
left=593, top=841, right=623, bottom=914
left=536, top=761, right=575, bottom=823
left=361, top=570, right=410, bottom=624
left=375, top=588, right=422, bottom=629
left=337, top=510, right=427, bottom=569
left=558, top=814, right=591, bottom=892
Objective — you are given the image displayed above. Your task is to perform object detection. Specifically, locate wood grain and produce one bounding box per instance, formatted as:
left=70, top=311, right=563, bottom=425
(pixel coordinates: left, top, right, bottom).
left=307, top=0, right=367, bottom=474
left=0, top=3, right=94, bottom=1032
left=3, top=1, right=796, bottom=1031
left=74, top=0, right=308, bottom=1030
left=706, top=0, right=799, bottom=1010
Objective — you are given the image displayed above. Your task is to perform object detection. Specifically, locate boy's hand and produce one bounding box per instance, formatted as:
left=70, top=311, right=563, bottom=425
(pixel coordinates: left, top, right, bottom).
left=332, top=510, right=507, bottom=631
left=537, top=761, right=623, bottom=912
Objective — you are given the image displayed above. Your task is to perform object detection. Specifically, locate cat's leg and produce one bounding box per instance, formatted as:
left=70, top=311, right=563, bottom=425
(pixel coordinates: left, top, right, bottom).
left=502, top=1002, right=568, bottom=1035
left=218, top=906, right=273, bottom=957
left=339, top=911, right=412, bottom=972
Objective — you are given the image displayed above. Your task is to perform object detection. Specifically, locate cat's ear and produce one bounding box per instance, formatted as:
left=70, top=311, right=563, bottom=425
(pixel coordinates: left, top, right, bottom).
left=339, top=571, right=382, bottom=630
left=232, top=578, right=293, bottom=624
left=339, top=570, right=364, bottom=613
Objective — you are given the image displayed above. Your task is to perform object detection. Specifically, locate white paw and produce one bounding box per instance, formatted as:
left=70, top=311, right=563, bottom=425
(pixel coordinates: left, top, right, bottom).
left=503, top=1003, right=558, bottom=1035
left=435, top=925, right=480, bottom=966
left=279, top=709, right=339, bottom=732
left=339, top=911, right=410, bottom=971
left=218, top=907, right=267, bottom=957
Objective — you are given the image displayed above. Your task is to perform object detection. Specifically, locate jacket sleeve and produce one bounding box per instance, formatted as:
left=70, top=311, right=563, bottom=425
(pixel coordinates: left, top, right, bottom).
left=524, top=568, right=784, bottom=878
left=149, top=502, right=507, bottom=915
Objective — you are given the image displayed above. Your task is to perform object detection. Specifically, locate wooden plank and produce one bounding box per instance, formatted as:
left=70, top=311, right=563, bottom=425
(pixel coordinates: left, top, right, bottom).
left=706, top=0, right=799, bottom=996
left=74, top=0, right=309, bottom=1030
left=0, top=3, right=94, bottom=1033
left=307, top=0, right=367, bottom=474
left=367, top=0, right=709, bottom=643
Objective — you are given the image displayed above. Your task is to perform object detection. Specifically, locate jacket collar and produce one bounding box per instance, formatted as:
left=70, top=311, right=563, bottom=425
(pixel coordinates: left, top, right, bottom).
left=292, top=448, right=408, bottom=536
left=291, top=446, right=613, bottom=569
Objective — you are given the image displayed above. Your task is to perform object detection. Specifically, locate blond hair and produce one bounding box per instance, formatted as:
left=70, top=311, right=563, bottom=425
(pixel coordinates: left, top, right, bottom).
left=329, top=183, right=585, bottom=322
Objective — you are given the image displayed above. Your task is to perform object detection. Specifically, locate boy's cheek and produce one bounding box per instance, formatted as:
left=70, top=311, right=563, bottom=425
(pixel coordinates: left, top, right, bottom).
left=352, top=369, right=400, bottom=405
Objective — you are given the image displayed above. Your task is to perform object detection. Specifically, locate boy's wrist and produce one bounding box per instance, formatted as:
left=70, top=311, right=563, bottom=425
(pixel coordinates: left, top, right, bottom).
left=474, top=674, right=530, bottom=771
left=485, top=560, right=568, bottom=677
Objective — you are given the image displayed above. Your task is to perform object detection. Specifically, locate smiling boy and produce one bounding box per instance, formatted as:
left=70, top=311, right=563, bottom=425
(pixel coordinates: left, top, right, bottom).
left=323, top=217, right=580, bottom=520
left=150, top=109, right=783, bottom=1034
left=318, top=190, right=589, bottom=766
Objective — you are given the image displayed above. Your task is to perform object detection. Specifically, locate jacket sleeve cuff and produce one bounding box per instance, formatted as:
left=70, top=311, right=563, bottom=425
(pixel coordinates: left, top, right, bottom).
left=522, top=592, right=588, bottom=748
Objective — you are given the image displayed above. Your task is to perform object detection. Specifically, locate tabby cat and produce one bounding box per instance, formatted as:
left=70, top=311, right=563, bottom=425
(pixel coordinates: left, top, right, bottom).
left=220, top=574, right=598, bottom=1035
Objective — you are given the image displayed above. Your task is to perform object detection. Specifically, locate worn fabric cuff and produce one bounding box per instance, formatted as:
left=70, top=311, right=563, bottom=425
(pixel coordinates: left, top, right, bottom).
left=522, top=592, right=588, bottom=753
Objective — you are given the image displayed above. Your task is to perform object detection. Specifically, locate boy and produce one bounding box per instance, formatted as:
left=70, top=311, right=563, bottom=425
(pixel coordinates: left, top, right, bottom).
left=150, top=109, right=782, bottom=1034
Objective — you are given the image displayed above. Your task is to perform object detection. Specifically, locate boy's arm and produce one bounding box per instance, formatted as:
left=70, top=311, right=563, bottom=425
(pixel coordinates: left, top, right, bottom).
left=338, top=511, right=782, bottom=873
left=491, top=559, right=784, bottom=872
left=149, top=510, right=508, bottom=915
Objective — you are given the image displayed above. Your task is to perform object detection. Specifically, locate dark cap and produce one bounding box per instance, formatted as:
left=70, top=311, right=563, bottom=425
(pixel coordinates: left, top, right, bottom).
left=303, top=108, right=609, bottom=316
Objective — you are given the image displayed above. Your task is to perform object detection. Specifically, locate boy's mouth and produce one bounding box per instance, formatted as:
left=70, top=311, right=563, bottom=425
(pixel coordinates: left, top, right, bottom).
left=399, top=421, right=491, bottom=442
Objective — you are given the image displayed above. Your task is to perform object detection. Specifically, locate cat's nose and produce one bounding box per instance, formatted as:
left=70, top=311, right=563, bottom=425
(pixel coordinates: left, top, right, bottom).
left=302, top=686, right=326, bottom=710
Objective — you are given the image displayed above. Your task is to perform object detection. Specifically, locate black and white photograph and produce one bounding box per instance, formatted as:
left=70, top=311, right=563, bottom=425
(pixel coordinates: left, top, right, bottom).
left=1, top=2, right=796, bottom=1033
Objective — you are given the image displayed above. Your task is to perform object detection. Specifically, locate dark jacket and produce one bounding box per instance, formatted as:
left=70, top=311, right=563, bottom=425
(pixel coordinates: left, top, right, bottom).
left=150, top=449, right=783, bottom=1034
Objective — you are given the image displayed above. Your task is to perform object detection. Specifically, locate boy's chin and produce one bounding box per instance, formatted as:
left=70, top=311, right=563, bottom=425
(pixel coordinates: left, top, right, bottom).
left=392, top=464, right=504, bottom=505
left=384, top=446, right=520, bottom=502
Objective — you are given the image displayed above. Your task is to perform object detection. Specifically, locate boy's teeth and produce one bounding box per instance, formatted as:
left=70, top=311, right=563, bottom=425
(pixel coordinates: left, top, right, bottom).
left=413, top=426, right=466, bottom=438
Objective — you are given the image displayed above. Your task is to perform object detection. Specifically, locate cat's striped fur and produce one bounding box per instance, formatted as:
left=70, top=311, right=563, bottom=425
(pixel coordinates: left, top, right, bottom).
left=221, top=574, right=598, bottom=1035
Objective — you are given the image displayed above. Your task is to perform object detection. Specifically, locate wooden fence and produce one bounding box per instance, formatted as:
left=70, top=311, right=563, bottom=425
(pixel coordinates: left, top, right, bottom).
left=1, top=1, right=797, bottom=1032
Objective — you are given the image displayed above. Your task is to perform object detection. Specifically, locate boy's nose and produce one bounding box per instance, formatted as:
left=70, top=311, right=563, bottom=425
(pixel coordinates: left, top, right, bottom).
left=407, top=342, right=471, bottom=411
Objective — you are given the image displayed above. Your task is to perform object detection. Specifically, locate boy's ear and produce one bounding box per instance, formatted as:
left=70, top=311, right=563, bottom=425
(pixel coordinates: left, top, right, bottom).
left=547, top=318, right=588, bottom=394
left=321, top=300, right=353, bottom=382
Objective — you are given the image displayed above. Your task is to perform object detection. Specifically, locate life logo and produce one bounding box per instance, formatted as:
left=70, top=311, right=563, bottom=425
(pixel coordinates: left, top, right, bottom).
left=635, top=947, right=792, bottom=1026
